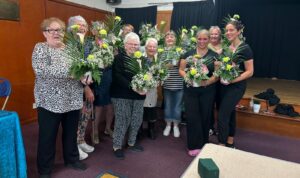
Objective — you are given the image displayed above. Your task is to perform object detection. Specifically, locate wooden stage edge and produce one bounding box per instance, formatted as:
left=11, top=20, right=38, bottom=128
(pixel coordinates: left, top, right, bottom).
left=237, top=77, right=300, bottom=138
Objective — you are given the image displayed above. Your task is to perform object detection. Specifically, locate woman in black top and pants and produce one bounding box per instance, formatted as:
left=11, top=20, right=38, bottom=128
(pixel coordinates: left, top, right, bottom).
left=179, top=29, right=218, bottom=156
left=217, top=17, right=254, bottom=147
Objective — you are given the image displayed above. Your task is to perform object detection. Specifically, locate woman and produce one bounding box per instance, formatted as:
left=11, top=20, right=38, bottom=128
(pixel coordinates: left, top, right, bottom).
left=90, top=21, right=114, bottom=143
left=67, top=15, right=95, bottom=160
left=217, top=17, right=254, bottom=148
left=32, top=17, right=87, bottom=177
left=208, top=26, right=223, bottom=136
left=143, top=38, right=158, bottom=140
left=208, top=26, right=223, bottom=55
left=110, top=32, right=146, bottom=159
left=162, top=31, right=184, bottom=138
left=179, top=29, right=218, bottom=156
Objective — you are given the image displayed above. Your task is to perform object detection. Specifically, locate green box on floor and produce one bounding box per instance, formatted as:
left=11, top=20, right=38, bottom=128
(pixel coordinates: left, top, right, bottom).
left=198, top=158, right=219, bottom=178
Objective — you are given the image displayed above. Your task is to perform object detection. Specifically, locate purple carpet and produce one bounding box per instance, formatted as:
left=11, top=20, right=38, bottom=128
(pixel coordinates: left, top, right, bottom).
left=22, top=117, right=300, bottom=178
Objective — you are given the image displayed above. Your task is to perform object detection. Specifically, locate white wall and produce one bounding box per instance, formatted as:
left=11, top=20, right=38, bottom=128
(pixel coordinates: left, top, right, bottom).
left=66, top=0, right=210, bottom=12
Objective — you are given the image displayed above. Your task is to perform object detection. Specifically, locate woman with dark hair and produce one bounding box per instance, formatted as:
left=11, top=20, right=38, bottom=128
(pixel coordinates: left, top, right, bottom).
left=217, top=16, right=254, bottom=148
left=179, top=29, right=218, bottom=156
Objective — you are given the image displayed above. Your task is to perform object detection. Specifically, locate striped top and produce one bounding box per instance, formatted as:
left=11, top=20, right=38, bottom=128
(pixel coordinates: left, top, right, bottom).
left=163, top=65, right=183, bottom=90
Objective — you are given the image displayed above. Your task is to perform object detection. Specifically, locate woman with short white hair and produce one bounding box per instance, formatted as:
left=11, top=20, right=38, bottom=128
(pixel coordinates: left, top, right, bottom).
left=143, top=38, right=158, bottom=139
left=110, top=32, right=146, bottom=159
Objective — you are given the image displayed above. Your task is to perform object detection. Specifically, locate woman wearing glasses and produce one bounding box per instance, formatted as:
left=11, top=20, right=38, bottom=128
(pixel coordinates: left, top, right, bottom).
left=32, top=17, right=87, bottom=178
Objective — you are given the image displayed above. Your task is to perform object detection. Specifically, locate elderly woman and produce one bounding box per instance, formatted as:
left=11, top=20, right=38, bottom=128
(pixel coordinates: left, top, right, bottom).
left=208, top=26, right=223, bottom=136
left=162, top=31, right=184, bottom=138
left=208, top=26, right=223, bottom=55
left=67, top=15, right=95, bottom=160
left=32, top=17, right=86, bottom=177
left=179, top=29, right=218, bottom=156
left=110, top=32, right=146, bottom=159
left=217, top=17, right=254, bottom=148
left=143, top=38, right=158, bottom=140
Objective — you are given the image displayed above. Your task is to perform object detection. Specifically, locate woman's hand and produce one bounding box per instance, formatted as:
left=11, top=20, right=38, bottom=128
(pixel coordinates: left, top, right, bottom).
left=84, top=86, right=94, bottom=103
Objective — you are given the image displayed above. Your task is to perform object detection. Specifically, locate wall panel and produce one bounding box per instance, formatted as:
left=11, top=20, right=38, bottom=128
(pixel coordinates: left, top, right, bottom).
left=0, top=0, right=109, bottom=124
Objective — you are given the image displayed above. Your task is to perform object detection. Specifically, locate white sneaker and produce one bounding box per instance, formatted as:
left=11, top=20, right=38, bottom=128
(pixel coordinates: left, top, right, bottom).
left=173, top=126, right=180, bottom=138
left=163, top=126, right=171, bottom=136
left=78, top=146, right=88, bottom=160
left=78, top=143, right=94, bottom=153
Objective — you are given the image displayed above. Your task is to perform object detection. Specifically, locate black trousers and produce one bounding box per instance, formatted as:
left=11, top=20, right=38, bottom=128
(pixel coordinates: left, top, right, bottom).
left=37, top=107, right=80, bottom=174
left=143, top=107, right=157, bottom=123
left=184, top=84, right=216, bottom=150
left=210, top=82, right=221, bottom=130
left=217, top=81, right=246, bottom=144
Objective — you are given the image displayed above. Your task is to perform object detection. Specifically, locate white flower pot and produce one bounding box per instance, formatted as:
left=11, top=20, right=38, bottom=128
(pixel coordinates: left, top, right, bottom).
left=192, top=80, right=200, bottom=87
left=172, top=59, right=177, bottom=66
left=221, top=78, right=230, bottom=85
left=253, top=104, right=261, bottom=113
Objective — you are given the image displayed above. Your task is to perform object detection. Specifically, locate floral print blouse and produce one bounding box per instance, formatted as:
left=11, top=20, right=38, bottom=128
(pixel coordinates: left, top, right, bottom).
left=32, top=42, right=83, bottom=113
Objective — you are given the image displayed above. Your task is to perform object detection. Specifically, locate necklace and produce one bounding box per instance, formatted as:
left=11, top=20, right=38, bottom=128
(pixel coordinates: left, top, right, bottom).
left=197, top=48, right=208, bottom=58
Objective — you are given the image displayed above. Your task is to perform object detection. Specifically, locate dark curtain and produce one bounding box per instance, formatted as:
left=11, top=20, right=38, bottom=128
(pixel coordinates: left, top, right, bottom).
left=215, top=0, right=300, bottom=80
left=170, top=0, right=216, bottom=32
left=115, top=6, right=157, bottom=33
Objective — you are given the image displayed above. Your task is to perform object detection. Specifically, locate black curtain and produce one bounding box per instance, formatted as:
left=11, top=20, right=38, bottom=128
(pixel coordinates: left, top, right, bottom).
left=215, top=0, right=300, bottom=80
left=170, top=0, right=216, bottom=32
left=115, top=6, right=157, bottom=33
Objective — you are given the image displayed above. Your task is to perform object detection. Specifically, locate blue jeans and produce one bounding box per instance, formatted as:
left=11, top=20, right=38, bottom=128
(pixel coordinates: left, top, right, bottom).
left=163, top=89, right=183, bottom=123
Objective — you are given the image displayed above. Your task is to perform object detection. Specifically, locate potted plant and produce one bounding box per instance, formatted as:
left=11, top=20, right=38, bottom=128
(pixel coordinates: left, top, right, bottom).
left=253, top=99, right=261, bottom=113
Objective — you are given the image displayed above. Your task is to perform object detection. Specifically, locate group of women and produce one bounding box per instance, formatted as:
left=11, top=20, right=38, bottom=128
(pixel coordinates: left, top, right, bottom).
left=32, top=15, right=253, bottom=177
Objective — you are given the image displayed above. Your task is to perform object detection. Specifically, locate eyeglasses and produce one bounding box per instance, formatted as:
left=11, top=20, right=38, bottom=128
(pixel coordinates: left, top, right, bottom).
left=126, top=43, right=139, bottom=47
left=44, top=28, right=64, bottom=34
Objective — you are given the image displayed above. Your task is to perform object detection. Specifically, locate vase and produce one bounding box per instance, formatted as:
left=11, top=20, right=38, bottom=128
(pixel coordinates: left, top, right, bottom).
left=192, top=80, right=200, bottom=87
left=253, top=104, right=261, bottom=113
left=221, top=78, right=230, bottom=85
left=172, top=59, right=177, bottom=66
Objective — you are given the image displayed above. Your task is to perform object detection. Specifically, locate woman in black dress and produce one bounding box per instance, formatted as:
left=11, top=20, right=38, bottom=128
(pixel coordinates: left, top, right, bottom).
left=217, top=17, right=254, bottom=148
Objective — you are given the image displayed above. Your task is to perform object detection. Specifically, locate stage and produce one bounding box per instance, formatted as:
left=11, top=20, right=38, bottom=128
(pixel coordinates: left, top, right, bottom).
left=244, top=78, right=300, bottom=105
left=237, top=78, right=300, bottom=138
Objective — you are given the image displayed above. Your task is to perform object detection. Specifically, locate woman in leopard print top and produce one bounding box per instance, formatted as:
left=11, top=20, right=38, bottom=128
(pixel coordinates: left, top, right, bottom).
left=32, top=17, right=86, bottom=177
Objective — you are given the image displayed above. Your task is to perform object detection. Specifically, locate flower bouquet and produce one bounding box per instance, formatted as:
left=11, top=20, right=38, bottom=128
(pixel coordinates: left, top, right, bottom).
left=64, top=25, right=101, bottom=84
left=139, top=21, right=166, bottom=46
left=177, top=26, right=201, bottom=52
left=103, top=15, right=123, bottom=49
left=184, top=54, right=210, bottom=87
left=90, top=24, right=115, bottom=69
left=157, top=46, right=184, bottom=66
left=213, top=44, right=247, bottom=84
left=125, top=51, right=158, bottom=93
left=148, top=57, right=169, bottom=85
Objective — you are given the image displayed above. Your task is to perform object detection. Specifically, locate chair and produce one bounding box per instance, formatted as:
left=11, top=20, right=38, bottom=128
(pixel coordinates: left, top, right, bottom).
left=0, top=78, right=11, bottom=110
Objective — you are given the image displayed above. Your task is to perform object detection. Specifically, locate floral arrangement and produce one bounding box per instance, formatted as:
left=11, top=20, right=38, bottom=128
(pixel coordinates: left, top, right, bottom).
left=157, top=46, right=185, bottom=66
left=177, top=26, right=201, bottom=51
left=139, top=21, right=166, bottom=46
left=64, top=25, right=101, bottom=84
left=103, top=15, right=123, bottom=49
left=90, top=22, right=114, bottom=68
left=125, top=51, right=158, bottom=93
left=184, top=54, right=211, bottom=87
left=147, top=57, right=169, bottom=85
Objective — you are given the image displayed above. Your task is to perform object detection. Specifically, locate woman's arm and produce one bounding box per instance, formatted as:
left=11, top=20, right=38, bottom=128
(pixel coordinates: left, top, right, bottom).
left=231, top=59, right=254, bottom=83
left=179, top=59, right=187, bottom=78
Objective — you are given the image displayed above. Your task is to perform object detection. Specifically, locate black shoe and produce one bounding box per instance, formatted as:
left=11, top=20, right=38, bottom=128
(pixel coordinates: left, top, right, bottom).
left=226, top=143, right=235, bottom=149
left=39, top=174, right=51, bottom=178
left=128, top=144, right=144, bottom=152
left=65, top=161, right=87, bottom=171
left=148, top=122, right=156, bottom=140
left=113, top=149, right=125, bottom=160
